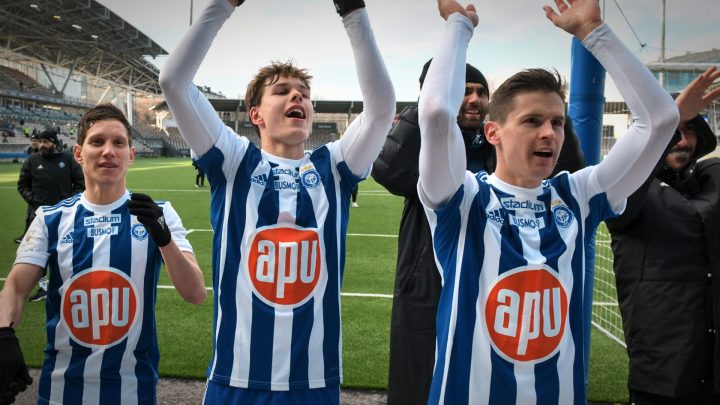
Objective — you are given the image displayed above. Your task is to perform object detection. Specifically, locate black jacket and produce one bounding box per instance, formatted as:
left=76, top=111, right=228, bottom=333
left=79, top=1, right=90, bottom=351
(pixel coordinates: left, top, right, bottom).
left=18, top=150, right=84, bottom=207
left=606, top=116, right=720, bottom=396
left=372, top=104, right=495, bottom=310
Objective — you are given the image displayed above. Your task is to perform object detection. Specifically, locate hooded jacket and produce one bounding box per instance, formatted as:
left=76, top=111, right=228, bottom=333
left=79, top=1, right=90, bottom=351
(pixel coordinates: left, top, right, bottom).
left=606, top=115, right=720, bottom=396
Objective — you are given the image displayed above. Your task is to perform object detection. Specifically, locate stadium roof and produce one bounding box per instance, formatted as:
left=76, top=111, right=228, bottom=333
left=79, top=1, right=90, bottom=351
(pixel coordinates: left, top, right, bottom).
left=646, top=48, right=720, bottom=71
left=0, top=0, right=167, bottom=94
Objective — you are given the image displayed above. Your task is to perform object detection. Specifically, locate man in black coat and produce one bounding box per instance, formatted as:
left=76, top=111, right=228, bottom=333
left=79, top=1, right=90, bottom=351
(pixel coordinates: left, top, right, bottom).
left=372, top=60, right=584, bottom=404
left=16, top=129, right=84, bottom=299
left=606, top=67, right=720, bottom=405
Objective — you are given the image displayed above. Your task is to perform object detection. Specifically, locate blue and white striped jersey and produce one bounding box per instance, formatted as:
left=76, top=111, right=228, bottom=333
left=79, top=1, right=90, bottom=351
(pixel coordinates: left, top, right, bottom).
left=198, top=130, right=363, bottom=390
left=15, top=191, right=193, bottom=405
left=423, top=169, right=622, bottom=405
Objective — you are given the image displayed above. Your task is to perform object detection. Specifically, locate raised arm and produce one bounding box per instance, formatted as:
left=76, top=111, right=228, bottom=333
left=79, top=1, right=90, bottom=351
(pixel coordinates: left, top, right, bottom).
left=545, top=0, right=679, bottom=206
left=417, top=0, right=477, bottom=209
left=158, top=0, right=237, bottom=157
left=336, top=3, right=397, bottom=175
left=675, top=66, right=720, bottom=124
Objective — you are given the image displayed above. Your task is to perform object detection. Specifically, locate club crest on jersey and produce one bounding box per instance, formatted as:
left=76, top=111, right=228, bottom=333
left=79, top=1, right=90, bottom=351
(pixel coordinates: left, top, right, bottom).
left=299, top=165, right=321, bottom=189
left=131, top=223, right=149, bottom=241
left=552, top=205, right=574, bottom=228
left=247, top=226, right=322, bottom=307
left=60, top=267, right=139, bottom=348
left=485, top=265, right=568, bottom=363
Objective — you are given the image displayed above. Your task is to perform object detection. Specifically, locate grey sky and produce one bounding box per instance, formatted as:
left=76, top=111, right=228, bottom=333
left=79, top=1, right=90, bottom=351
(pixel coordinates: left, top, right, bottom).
left=99, top=0, right=718, bottom=102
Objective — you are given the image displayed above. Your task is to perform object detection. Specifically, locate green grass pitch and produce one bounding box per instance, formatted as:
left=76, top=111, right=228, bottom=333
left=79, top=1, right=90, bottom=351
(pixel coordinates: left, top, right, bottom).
left=0, top=158, right=629, bottom=401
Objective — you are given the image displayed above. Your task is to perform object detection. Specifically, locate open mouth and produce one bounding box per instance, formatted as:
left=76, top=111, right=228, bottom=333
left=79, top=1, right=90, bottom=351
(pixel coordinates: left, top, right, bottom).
left=285, top=108, right=306, bottom=119
left=99, top=162, right=117, bottom=168
left=534, top=150, right=553, bottom=158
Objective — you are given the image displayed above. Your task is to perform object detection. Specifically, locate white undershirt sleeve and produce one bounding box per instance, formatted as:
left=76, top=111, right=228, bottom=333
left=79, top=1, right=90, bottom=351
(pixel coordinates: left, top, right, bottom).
left=338, top=9, right=396, bottom=176
left=582, top=24, right=679, bottom=207
left=159, top=0, right=235, bottom=157
left=417, top=13, right=473, bottom=209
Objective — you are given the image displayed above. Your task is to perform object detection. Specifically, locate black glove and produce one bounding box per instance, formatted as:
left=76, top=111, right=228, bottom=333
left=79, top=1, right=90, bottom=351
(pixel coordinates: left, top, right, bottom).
left=127, top=193, right=172, bottom=247
left=0, top=327, right=32, bottom=405
left=333, top=0, right=365, bottom=16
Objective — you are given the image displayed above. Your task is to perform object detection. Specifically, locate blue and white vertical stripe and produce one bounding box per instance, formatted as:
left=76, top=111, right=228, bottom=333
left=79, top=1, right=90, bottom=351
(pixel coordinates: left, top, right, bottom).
left=15, top=192, right=192, bottom=405
left=198, top=131, right=362, bottom=391
left=423, top=168, right=619, bottom=405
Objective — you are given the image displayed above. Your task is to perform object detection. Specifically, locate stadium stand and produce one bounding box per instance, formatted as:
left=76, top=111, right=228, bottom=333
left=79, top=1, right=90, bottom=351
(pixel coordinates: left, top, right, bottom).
left=0, top=66, right=55, bottom=98
left=132, top=125, right=190, bottom=157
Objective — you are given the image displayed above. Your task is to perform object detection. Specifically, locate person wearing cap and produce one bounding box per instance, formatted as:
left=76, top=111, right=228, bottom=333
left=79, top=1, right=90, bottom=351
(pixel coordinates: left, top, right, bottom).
left=373, top=56, right=586, bottom=404
left=372, top=59, right=493, bottom=405
left=606, top=67, right=720, bottom=405
left=16, top=129, right=84, bottom=300
left=25, top=133, right=39, bottom=156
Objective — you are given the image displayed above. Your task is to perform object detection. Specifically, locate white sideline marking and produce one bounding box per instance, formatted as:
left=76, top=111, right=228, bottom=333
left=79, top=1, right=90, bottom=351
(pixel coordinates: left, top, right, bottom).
left=186, top=229, right=398, bottom=238
left=0, top=278, right=393, bottom=299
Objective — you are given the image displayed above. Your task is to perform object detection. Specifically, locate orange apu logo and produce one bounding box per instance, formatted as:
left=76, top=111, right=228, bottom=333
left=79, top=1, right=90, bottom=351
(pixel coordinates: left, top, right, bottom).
left=248, top=227, right=322, bottom=306
left=61, top=268, right=138, bottom=348
left=485, top=266, right=568, bottom=363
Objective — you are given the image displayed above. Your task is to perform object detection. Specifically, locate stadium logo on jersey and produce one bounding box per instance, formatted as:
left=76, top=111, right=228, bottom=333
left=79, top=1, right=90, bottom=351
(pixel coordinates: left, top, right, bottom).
left=59, top=233, right=74, bottom=245
left=485, top=266, right=568, bottom=363
left=247, top=226, right=322, bottom=306
left=84, top=214, right=122, bottom=227
left=500, top=197, right=546, bottom=213
left=552, top=205, right=574, bottom=228
left=61, top=267, right=139, bottom=348
left=299, top=164, right=321, bottom=189
left=131, top=223, right=149, bottom=241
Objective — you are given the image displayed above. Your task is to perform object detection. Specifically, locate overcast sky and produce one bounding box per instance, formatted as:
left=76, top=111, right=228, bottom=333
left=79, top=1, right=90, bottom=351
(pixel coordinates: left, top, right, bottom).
left=98, top=0, right=718, bottom=102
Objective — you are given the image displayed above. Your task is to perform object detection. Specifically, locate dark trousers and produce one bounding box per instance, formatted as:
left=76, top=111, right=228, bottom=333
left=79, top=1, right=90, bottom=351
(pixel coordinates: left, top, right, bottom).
left=22, top=203, right=40, bottom=235
left=387, top=261, right=442, bottom=405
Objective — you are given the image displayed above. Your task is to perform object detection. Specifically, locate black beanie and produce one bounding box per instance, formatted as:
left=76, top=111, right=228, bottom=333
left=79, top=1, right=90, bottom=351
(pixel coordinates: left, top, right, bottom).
left=418, top=58, right=488, bottom=91
left=37, top=129, right=59, bottom=146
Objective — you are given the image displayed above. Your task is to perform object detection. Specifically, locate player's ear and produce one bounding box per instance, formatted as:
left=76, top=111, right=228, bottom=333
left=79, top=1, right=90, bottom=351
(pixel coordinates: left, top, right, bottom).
left=73, top=144, right=83, bottom=163
left=485, top=121, right=501, bottom=146
left=249, top=106, right=264, bottom=127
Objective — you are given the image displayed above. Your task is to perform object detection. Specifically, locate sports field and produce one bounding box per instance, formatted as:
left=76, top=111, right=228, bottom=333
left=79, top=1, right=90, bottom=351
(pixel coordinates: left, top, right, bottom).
left=0, top=157, right=629, bottom=402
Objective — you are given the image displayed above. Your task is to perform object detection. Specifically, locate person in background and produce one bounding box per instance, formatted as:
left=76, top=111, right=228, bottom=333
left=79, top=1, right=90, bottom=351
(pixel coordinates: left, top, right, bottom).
left=192, top=159, right=206, bottom=188
left=16, top=129, right=85, bottom=301
left=607, top=67, right=720, bottom=405
left=351, top=184, right=359, bottom=207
